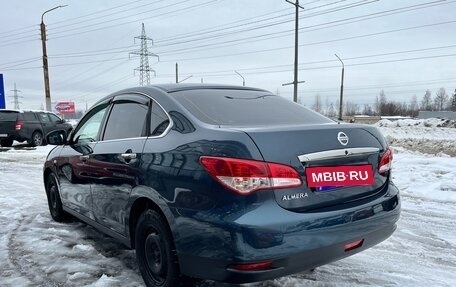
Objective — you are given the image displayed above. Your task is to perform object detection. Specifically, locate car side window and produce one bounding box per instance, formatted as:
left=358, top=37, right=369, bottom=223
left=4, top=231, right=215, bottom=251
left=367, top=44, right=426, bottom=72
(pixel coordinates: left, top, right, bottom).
left=150, top=101, right=170, bottom=137
left=48, top=113, right=62, bottom=122
left=22, top=112, right=37, bottom=121
left=38, top=113, right=51, bottom=123
left=73, top=105, right=108, bottom=143
left=103, top=101, right=148, bottom=141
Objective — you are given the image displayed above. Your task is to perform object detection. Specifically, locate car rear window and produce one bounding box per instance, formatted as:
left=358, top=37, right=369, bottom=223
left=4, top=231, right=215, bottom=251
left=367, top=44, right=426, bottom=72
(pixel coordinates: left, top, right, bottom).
left=172, top=89, right=332, bottom=126
left=0, top=111, right=19, bottom=121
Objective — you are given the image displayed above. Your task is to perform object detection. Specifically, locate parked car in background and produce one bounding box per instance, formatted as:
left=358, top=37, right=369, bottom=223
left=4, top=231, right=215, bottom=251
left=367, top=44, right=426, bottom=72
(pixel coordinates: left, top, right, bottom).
left=43, top=84, right=400, bottom=287
left=0, top=109, right=73, bottom=147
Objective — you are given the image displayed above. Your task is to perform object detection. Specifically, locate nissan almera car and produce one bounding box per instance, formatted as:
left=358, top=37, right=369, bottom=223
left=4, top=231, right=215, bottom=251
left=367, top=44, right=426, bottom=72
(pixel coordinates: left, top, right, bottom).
left=43, top=84, right=400, bottom=287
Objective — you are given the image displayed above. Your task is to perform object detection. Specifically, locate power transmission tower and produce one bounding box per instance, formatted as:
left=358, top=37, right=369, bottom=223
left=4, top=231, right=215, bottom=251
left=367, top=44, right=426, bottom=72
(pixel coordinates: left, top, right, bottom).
left=10, top=83, right=23, bottom=110
left=130, top=23, right=159, bottom=86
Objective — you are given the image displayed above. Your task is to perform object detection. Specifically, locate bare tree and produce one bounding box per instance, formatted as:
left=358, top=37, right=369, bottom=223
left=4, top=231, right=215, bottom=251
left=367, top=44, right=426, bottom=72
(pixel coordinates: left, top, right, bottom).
left=363, top=104, right=374, bottom=115
left=312, top=93, right=323, bottom=114
left=420, top=90, right=433, bottom=110
left=409, top=95, right=419, bottom=117
left=345, top=101, right=359, bottom=116
left=452, top=89, right=456, bottom=112
left=434, top=88, right=448, bottom=111
left=327, top=102, right=337, bottom=118
left=377, top=90, right=387, bottom=115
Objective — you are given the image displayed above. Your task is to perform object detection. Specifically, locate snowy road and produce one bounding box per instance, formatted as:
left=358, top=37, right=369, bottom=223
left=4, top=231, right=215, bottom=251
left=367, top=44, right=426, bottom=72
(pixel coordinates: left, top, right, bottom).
left=0, top=124, right=455, bottom=286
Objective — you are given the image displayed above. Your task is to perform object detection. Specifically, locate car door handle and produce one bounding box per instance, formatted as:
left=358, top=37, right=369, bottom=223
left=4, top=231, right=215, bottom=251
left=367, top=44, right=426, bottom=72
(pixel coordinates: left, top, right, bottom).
left=121, top=153, right=137, bottom=160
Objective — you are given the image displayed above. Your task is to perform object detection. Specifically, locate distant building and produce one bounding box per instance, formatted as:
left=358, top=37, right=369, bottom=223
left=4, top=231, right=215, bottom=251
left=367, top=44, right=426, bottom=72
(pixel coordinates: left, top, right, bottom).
left=418, top=111, right=456, bottom=120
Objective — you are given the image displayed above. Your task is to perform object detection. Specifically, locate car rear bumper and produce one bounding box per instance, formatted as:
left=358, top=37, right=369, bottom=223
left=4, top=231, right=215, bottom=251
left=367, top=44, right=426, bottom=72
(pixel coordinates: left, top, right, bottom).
left=0, top=130, right=26, bottom=142
left=180, top=223, right=396, bottom=283
left=175, top=183, right=400, bottom=283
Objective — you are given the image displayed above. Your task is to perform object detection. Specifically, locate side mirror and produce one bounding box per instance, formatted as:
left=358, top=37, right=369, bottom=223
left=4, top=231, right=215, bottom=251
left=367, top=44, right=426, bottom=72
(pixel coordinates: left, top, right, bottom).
left=47, top=130, right=67, bottom=145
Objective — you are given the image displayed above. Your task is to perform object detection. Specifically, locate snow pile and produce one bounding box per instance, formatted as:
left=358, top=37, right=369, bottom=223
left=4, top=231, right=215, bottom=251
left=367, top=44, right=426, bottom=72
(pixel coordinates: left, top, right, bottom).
left=376, top=118, right=456, bottom=128
left=375, top=118, right=456, bottom=156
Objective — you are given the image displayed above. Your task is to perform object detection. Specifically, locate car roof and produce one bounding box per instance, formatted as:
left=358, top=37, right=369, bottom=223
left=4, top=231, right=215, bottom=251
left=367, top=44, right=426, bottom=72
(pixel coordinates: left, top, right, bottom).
left=0, top=109, right=56, bottom=114
left=149, top=83, right=270, bottom=93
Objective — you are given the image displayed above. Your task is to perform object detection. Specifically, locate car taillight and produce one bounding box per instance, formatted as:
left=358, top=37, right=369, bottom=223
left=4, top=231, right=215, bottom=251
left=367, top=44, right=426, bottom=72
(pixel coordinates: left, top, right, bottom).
left=200, top=156, right=302, bottom=195
left=378, top=147, right=393, bottom=173
left=15, top=121, right=23, bottom=130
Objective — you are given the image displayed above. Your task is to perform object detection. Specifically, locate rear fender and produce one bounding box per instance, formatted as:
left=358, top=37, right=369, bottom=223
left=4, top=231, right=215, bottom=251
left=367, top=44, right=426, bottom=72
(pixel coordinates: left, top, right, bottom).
left=126, top=186, right=178, bottom=247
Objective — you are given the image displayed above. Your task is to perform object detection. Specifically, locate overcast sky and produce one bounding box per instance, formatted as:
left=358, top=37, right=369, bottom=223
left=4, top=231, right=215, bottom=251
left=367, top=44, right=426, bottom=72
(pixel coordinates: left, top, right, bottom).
left=1, top=0, right=456, bottom=111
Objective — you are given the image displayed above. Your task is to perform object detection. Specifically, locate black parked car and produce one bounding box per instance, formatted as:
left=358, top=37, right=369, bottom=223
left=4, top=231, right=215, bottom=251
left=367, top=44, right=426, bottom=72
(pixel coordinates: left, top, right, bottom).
left=0, top=109, right=73, bottom=147
left=43, top=84, right=400, bottom=287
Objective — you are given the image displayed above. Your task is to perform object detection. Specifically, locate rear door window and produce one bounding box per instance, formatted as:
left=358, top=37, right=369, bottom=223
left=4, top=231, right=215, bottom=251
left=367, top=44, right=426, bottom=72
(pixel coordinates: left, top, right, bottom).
left=150, top=101, right=170, bottom=137
left=103, top=101, right=149, bottom=141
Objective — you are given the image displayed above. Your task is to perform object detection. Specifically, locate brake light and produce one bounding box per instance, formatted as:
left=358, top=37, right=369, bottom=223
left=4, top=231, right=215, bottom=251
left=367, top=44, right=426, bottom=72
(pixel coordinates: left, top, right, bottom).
left=15, top=121, right=23, bottom=130
left=200, top=156, right=302, bottom=195
left=378, top=147, right=393, bottom=173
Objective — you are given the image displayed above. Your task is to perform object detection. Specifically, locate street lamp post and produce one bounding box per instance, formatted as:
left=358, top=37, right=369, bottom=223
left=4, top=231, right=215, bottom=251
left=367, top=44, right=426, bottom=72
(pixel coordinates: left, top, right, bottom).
left=234, top=70, right=245, bottom=86
left=335, top=54, right=345, bottom=121
left=41, top=5, right=67, bottom=111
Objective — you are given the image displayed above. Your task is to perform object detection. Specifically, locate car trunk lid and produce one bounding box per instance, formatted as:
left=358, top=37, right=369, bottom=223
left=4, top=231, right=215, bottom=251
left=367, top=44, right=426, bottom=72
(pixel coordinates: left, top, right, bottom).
left=237, top=123, right=390, bottom=212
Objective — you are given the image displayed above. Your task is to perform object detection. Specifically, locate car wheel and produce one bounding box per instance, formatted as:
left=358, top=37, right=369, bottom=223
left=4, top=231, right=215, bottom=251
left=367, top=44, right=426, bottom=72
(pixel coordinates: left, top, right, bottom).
left=135, top=210, right=180, bottom=287
left=30, top=131, right=43, bottom=147
left=0, top=139, right=13, bottom=147
left=45, top=173, right=69, bottom=222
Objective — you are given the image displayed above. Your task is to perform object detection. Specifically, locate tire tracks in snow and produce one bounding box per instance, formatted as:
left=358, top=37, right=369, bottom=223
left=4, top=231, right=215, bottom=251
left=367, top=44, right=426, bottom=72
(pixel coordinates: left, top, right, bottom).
left=7, top=214, right=64, bottom=287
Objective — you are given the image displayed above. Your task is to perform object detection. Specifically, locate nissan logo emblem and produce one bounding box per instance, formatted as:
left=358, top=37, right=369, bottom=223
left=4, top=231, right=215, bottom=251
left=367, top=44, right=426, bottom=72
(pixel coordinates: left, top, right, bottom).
left=337, top=132, right=349, bottom=146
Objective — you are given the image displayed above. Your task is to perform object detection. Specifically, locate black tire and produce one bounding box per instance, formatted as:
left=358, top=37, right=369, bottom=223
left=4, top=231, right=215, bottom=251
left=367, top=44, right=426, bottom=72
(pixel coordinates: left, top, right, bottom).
left=0, top=138, right=13, bottom=147
left=45, top=173, right=69, bottom=222
left=30, top=131, right=43, bottom=147
left=135, top=210, right=181, bottom=287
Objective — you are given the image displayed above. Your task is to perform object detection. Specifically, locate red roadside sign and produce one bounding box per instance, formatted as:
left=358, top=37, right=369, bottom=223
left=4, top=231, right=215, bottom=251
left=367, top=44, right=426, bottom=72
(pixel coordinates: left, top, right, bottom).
left=54, top=101, right=75, bottom=114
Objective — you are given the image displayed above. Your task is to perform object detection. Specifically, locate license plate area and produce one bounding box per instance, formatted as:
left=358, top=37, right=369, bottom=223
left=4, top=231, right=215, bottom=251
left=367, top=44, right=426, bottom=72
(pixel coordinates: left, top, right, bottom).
left=0, top=134, right=8, bottom=138
left=306, top=164, right=374, bottom=188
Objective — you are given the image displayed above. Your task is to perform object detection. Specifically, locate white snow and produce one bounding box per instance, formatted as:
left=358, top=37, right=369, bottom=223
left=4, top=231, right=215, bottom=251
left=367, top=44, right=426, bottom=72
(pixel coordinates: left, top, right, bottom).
left=0, top=119, right=455, bottom=286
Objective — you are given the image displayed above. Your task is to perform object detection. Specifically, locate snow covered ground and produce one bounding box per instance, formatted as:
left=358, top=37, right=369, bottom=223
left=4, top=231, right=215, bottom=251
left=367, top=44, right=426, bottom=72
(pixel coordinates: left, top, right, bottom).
left=0, top=120, right=455, bottom=287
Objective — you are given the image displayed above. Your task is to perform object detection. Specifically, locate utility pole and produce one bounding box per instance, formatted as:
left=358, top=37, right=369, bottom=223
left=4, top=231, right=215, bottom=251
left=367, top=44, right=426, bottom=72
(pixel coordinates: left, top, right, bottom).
left=234, top=70, right=245, bottom=86
left=10, top=83, right=23, bottom=110
left=175, top=63, right=179, bottom=83
left=335, top=54, right=345, bottom=121
left=283, top=0, right=304, bottom=103
left=130, top=23, right=158, bottom=86
left=41, top=5, right=67, bottom=111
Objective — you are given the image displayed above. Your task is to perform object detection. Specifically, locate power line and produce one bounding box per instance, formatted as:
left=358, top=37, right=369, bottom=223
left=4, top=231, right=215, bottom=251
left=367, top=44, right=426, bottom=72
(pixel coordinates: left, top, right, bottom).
left=151, top=0, right=445, bottom=49
left=157, top=19, right=456, bottom=60
left=154, top=1, right=455, bottom=56
left=36, top=0, right=449, bottom=61
left=154, top=0, right=355, bottom=45
left=155, top=0, right=372, bottom=49
left=47, top=0, right=212, bottom=40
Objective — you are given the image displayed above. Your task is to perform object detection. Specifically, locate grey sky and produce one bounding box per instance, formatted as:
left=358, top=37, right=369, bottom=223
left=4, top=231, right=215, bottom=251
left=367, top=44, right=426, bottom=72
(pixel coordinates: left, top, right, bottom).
left=1, top=0, right=456, bottom=111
